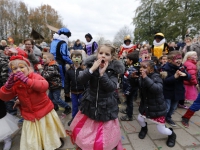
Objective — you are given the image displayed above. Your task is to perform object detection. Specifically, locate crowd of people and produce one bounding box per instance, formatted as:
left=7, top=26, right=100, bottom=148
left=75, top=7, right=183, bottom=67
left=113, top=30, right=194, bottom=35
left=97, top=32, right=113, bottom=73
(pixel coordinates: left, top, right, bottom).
left=0, top=28, right=200, bottom=150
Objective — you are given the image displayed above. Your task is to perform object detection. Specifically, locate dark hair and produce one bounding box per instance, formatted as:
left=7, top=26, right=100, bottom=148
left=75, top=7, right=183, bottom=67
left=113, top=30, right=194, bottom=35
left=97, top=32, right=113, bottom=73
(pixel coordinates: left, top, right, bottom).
left=127, top=51, right=139, bottom=64
left=141, top=60, right=156, bottom=72
left=24, top=38, right=35, bottom=45
left=59, top=32, right=71, bottom=37
left=85, top=33, right=93, bottom=39
left=70, top=51, right=82, bottom=59
left=151, top=56, right=159, bottom=65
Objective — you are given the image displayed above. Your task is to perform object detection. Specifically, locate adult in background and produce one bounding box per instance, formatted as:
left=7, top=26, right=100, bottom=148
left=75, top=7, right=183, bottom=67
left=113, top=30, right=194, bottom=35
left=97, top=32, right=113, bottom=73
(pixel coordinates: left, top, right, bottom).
left=73, top=39, right=83, bottom=50
left=50, top=28, right=73, bottom=87
left=151, top=33, right=169, bottom=59
left=118, top=35, right=136, bottom=58
left=0, top=40, right=8, bottom=50
left=84, top=33, right=98, bottom=56
left=191, top=37, right=200, bottom=60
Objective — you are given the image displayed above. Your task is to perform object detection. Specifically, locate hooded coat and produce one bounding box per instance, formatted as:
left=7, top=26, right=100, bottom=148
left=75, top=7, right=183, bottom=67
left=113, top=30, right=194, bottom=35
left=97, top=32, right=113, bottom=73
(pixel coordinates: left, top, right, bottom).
left=78, top=55, right=125, bottom=122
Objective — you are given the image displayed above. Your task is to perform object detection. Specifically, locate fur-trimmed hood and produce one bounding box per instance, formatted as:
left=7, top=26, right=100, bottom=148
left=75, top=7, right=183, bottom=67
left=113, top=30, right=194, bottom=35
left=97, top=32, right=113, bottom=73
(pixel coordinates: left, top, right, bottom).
left=83, top=55, right=125, bottom=74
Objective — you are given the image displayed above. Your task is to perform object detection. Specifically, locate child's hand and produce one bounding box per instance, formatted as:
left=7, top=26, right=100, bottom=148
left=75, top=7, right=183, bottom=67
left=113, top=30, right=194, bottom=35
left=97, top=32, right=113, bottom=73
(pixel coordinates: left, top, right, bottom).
left=178, top=70, right=186, bottom=77
left=174, top=70, right=180, bottom=78
left=90, top=58, right=102, bottom=72
left=131, top=71, right=139, bottom=78
left=13, top=99, right=20, bottom=109
left=99, top=61, right=108, bottom=76
left=5, top=73, right=15, bottom=89
left=14, top=72, right=29, bottom=83
left=140, top=70, right=147, bottom=78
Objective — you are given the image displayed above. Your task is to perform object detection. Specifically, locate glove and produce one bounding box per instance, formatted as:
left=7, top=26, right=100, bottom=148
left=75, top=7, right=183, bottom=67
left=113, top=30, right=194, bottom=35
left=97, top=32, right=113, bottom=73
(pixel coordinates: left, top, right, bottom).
left=5, top=73, right=15, bottom=89
left=14, top=72, right=29, bottom=83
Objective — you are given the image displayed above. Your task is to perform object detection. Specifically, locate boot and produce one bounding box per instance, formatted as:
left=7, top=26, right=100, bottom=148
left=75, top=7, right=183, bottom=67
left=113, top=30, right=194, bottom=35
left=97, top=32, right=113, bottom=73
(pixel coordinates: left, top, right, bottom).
left=65, top=96, right=71, bottom=102
left=68, top=118, right=74, bottom=126
left=138, top=122, right=148, bottom=139
left=63, top=106, right=71, bottom=115
left=181, top=109, right=195, bottom=128
left=166, top=128, right=176, bottom=147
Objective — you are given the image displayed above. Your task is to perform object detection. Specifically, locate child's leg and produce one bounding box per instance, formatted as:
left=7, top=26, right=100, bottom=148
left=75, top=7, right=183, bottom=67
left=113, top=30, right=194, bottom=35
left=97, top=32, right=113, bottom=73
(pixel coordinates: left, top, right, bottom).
left=156, top=124, right=176, bottom=147
left=48, top=90, right=59, bottom=111
left=189, top=93, right=200, bottom=112
left=166, top=99, right=178, bottom=120
left=3, top=136, right=12, bottom=150
left=156, top=124, right=172, bottom=135
left=137, top=114, right=146, bottom=127
left=71, top=93, right=79, bottom=118
left=52, top=89, right=70, bottom=108
left=126, top=91, right=136, bottom=118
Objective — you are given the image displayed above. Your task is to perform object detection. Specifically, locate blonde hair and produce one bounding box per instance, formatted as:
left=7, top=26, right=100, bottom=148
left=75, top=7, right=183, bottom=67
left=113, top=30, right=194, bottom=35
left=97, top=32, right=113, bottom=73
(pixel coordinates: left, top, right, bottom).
left=97, top=44, right=117, bottom=60
left=9, top=59, right=30, bottom=72
left=182, top=51, right=197, bottom=64
left=42, top=52, right=54, bottom=60
left=1, top=40, right=7, bottom=45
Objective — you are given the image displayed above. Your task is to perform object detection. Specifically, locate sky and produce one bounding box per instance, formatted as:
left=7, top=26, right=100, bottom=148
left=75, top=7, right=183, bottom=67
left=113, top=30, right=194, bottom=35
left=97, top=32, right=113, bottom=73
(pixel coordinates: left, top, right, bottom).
left=22, top=0, right=140, bottom=42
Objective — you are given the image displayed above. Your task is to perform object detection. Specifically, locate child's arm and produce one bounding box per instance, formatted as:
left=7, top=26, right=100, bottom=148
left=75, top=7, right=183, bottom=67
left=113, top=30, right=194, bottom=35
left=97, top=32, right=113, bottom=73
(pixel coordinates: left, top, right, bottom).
left=143, top=75, right=163, bottom=94
left=0, top=86, right=16, bottom=101
left=64, top=71, right=71, bottom=95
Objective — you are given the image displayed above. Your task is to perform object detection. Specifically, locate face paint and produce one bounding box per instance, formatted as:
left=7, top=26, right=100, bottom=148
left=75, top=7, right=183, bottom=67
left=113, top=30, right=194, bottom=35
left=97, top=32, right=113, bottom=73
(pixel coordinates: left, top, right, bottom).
left=140, top=50, right=148, bottom=56
left=172, top=54, right=182, bottom=62
left=171, top=54, right=182, bottom=66
left=72, top=55, right=82, bottom=64
left=11, top=63, right=29, bottom=76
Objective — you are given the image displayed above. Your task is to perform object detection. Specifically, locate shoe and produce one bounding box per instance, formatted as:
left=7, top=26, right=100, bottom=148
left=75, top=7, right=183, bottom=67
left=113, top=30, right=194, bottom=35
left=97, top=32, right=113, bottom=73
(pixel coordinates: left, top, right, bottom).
left=65, top=96, right=71, bottom=102
left=54, top=104, right=59, bottom=111
left=3, top=137, right=11, bottom=150
left=166, top=128, right=176, bottom=147
left=178, top=104, right=188, bottom=109
left=68, top=118, right=74, bottom=126
left=63, top=106, right=71, bottom=115
left=138, top=122, right=148, bottom=139
left=181, top=117, right=189, bottom=128
left=120, top=115, right=133, bottom=121
left=59, top=138, right=64, bottom=148
left=166, top=119, right=177, bottom=127
left=119, top=109, right=127, bottom=114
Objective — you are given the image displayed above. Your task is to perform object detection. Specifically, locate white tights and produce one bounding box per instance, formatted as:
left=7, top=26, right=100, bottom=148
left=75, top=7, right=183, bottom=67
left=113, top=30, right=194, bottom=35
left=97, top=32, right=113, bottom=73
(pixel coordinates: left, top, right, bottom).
left=137, top=114, right=172, bottom=135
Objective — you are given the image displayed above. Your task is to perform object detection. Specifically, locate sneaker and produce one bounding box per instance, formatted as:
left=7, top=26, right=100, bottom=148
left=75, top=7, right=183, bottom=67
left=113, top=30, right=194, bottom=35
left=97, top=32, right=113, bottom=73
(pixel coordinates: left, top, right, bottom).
left=120, top=115, right=133, bottom=121
left=178, top=104, right=188, bottom=109
left=166, top=119, right=177, bottom=127
left=63, top=106, right=71, bottom=115
left=119, top=109, right=127, bottom=114
left=3, top=137, right=12, bottom=150
left=181, top=117, right=189, bottom=128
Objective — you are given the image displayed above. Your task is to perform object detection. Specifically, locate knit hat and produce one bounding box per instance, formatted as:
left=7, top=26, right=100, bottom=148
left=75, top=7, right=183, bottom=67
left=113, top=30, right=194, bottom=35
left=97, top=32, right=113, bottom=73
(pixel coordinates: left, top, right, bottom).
left=10, top=55, right=31, bottom=66
left=85, top=33, right=93, bottom=39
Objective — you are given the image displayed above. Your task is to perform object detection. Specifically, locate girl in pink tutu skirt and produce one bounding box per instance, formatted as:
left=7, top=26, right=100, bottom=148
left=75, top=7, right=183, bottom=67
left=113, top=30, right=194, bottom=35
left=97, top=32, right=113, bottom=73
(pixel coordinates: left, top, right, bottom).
left=0, top=55, right=66, bottom=150
left=182, top=51, right=198, bottom=102
left=70, top=44, right=125, bottom=150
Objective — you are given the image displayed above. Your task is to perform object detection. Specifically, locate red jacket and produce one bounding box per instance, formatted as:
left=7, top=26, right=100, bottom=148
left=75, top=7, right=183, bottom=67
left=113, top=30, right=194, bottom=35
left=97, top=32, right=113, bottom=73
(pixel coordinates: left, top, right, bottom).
left=0, top=72, right=54, bottom=121
left=184, top=59, right=197, bottom=85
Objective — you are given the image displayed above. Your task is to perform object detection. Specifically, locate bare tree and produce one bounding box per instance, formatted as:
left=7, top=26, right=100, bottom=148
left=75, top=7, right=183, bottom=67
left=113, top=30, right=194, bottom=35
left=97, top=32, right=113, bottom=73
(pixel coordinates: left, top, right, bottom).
left=113, top=26, right=134, bottom=48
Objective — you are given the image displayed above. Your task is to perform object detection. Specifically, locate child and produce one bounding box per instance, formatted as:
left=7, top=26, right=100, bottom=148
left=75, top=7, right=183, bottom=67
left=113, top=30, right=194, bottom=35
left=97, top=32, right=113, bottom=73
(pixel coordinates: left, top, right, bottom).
left=120, top=51, right=139, bottom=121
left=139, top=48, right=151, bottom=62
left=64, top=51, right=85, bottom=126
left=40, top=52, right=71, bottom=114
left=70, top=44, right=125, bottom=150
left=162, top=51, right=191, bottom=127
left=182, top=51, right=198, bottom=104
left=0, top=55, right=66, bottom=150
left=136, top=60, right=176, bottom=147
left=0, top=51, right=18, bottom=150
left=159, top=55, right=168, bottom=67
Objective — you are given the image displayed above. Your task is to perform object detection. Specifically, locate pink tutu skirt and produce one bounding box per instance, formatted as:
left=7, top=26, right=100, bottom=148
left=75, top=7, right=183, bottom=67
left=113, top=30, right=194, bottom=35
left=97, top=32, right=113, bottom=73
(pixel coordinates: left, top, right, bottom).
left=185, top=85, right=198, bottom=101
left=70, top=111, right=123, bottom=150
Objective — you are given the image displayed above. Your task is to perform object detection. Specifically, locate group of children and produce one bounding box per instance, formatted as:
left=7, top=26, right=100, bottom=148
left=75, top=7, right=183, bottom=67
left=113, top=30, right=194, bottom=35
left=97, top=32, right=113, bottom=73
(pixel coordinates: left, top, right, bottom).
left=0, top=40, right=200, bottom=150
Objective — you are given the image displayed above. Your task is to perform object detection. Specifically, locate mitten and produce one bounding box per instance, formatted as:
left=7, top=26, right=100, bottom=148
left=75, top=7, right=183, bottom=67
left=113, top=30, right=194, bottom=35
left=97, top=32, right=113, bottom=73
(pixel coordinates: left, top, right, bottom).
left=5, top=73, right=15, bottom=89
left=14, top=72, right=29, bottom=83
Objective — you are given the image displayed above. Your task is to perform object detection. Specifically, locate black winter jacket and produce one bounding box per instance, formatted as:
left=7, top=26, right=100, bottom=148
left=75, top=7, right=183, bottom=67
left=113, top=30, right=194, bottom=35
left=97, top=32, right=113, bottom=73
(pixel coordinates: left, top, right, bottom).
left=139, top=73, right=167, bottom=118
left=64, top=66, right=85, bottom=94
left=78, top=55, right=125, bottom=122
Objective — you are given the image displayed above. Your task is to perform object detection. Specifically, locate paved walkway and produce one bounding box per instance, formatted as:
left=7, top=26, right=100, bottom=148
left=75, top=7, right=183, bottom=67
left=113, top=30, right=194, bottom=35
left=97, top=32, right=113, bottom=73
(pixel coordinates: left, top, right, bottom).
left=1, top=91, right=200, bottom=150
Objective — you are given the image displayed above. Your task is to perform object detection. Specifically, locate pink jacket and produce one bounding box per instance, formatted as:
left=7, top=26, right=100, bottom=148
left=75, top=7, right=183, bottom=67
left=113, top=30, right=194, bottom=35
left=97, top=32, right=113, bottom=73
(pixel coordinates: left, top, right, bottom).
left=0, top=72, right=53, bottom=121
left=184, top=59, right=197, bottom=85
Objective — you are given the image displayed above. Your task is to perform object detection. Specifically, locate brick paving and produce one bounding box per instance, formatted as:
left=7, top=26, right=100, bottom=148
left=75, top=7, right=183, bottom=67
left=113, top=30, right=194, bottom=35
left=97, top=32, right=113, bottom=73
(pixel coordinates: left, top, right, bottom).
left=1, top=91, right=200, bottom=150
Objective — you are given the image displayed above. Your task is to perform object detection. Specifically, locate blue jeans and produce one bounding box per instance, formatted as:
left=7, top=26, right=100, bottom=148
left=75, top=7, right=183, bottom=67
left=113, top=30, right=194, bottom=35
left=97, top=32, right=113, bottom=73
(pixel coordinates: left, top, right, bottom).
left=190, top=93, right=200, bottom=112
left=71, top=93, right=82, bottom=118
left=48, top=89, right=69, bottom=108
left=165, top=99, right=179, bottom=120
left=126, top=90, right=137, bottom=118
